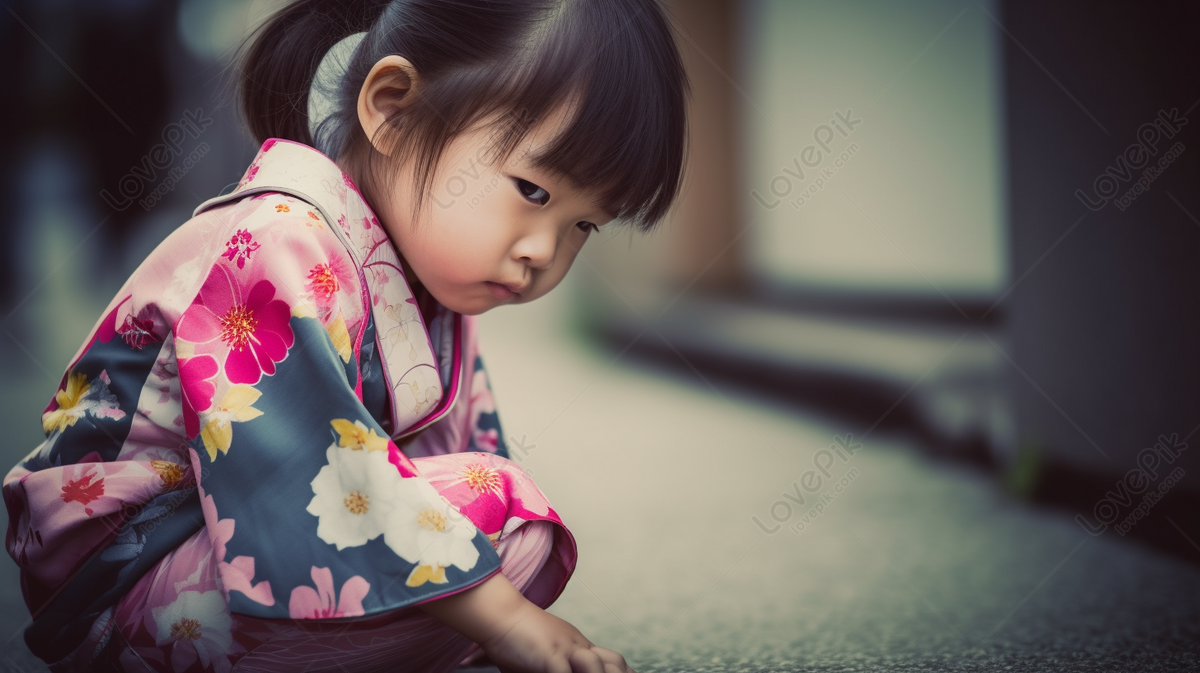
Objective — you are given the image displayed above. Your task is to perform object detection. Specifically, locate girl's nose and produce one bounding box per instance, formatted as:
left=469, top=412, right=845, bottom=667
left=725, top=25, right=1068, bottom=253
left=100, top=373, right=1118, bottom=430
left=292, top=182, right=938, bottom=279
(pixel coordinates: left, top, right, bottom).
left=512, top=226, right=557, bottom=269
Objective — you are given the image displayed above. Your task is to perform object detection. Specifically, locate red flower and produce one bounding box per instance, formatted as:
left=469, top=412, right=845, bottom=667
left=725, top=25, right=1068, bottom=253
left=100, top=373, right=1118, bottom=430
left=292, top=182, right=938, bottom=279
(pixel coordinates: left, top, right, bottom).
left=117, top=311, right=160, bottom=350
left=61, top=472, right=105, bottom=515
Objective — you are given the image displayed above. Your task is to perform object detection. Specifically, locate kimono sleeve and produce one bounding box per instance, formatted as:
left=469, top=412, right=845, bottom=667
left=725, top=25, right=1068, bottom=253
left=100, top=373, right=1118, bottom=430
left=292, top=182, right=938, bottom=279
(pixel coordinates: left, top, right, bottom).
left=174, top=199, right=502, bottom=619
left=2, top=287, right=202, bottom=661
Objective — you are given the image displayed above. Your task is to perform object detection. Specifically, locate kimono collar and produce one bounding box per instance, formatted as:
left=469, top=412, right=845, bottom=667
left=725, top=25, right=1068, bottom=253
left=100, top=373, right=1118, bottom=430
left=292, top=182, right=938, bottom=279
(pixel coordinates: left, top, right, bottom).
left=191, top=138, right=467, bottom=440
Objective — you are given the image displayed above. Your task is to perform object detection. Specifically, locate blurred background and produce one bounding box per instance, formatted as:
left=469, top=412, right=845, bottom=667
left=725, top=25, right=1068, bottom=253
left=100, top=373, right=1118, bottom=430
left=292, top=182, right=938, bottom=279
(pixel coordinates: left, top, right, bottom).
left=2, top=0, right=1199, bottom=671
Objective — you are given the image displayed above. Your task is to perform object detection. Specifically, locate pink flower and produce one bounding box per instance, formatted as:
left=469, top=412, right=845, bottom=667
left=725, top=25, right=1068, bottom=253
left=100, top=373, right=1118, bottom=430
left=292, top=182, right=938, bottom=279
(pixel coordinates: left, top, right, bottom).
left=237, top=143, right=274, bottom=190
left=176, top=263, right=295, bottom=386
left=305, top=251, right=353, bottom=319
left=342, top=172, right=361, bottom=197
left=418, top=454, right=510, bottom=538
left=288, top=566, right=369, bottom=619
left=221, top=229, right=260, bottom=269
left=179, top=354, right=218, bottom=440
left=416, top=453, right=553, bottom=537
left=194, top=489, right=275, bottom=607
left=237, top=164, right=260, bottom=190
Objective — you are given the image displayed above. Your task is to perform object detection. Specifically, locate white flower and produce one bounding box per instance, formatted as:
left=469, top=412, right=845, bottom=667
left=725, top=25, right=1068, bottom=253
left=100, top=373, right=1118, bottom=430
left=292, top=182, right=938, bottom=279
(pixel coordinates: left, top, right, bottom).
left=382, top=478, right=480, bottom=585
left=306, top=444, right=404, bottom=549
left=308, top=445, right=482, bottom=586
left=151, top=590, right=233, bottom=671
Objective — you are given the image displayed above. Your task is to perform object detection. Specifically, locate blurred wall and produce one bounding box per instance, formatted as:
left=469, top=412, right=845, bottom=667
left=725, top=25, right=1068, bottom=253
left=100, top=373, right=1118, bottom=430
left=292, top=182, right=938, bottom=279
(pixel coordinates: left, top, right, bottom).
left=575, top=0, right=1013, bottom=468
left=1002, top=1, right=1200, bottom=488
left=582, top=0, right=1007, bottom=311
left=743, top=0, right=1006, bottom=301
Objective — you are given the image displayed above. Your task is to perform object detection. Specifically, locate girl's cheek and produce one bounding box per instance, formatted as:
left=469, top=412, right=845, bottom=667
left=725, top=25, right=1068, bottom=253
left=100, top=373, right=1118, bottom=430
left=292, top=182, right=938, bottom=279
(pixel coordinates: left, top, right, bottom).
left=420, top=235, right=492, bottom=288
left=448, top=209, right=511, bottom=259
left=441, top=225, right=495, bottom=260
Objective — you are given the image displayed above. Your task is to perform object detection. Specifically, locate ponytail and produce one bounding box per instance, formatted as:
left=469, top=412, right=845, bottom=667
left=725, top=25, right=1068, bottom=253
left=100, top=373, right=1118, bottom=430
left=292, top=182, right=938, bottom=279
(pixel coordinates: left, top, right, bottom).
left=237, top=0, right=390, bottom=147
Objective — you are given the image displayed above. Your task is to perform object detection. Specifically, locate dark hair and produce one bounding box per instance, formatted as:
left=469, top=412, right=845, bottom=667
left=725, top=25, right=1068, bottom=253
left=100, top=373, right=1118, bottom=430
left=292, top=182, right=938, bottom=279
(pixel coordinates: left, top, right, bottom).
left=236, top=0, right=690, bottom=232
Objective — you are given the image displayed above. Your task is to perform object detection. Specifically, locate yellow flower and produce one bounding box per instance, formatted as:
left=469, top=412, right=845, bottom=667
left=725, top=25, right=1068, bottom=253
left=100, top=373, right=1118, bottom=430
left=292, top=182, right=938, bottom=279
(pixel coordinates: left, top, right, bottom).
left=42, top=371, right=91, bottom=434
left=330, top=418, right=389, bottom=452
left=151, top=460, right=186, bottom=490
left=326, top=313, right=351, bottom=363
left=406, top=564, right=448, bottom=587
left=275, top=203, right=290, bottom=213
left=200, top=384, right=264, bottom=461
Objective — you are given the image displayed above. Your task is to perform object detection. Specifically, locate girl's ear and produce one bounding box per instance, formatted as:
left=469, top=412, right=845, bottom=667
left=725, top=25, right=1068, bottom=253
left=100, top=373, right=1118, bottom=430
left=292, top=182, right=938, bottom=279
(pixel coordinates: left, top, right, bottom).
left=356, top=55, right=422, bottom=157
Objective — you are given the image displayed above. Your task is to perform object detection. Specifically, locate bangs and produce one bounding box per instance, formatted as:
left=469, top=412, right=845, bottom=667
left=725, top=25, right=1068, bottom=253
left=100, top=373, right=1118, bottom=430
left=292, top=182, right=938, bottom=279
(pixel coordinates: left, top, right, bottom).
left=451, top=0, right=690, bottom=231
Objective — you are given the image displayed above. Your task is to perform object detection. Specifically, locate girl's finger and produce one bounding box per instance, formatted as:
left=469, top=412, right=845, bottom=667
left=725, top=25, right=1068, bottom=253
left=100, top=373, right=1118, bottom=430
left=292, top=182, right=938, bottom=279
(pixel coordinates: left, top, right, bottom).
left=568, top=648, right=606, bottom=673
left=591, top=646, right=630, bottom=671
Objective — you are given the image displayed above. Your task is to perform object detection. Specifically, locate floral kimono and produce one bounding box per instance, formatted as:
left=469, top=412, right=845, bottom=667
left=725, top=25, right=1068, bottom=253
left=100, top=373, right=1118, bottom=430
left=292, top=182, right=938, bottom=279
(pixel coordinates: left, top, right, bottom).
left=3, top=139, right=577, bottom=672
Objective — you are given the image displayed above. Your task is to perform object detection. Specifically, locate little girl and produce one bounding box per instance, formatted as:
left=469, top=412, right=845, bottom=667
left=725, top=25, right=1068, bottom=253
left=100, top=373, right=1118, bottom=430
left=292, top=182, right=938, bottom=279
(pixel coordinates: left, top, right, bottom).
left=3, top=0, right=688, bottom=671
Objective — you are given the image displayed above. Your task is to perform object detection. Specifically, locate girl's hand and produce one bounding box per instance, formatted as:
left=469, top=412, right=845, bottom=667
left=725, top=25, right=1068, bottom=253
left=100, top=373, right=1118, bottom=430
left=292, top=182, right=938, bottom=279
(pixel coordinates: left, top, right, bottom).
left=416, top=572, right=635, bottom=673
left=481, top=600, right=636, bottom=673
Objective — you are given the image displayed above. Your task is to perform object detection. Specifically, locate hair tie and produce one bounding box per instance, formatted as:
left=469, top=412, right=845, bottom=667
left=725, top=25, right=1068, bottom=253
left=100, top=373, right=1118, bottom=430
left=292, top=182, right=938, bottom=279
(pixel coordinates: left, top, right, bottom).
left=308, top=31, right=369, bottom=157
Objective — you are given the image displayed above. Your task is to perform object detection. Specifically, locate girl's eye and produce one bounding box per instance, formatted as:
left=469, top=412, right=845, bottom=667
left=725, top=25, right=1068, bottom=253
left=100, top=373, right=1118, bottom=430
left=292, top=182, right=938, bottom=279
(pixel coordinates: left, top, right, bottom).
left=514, top=178, right=550, bottom=206
left=513, top=177, right=597, bottom=234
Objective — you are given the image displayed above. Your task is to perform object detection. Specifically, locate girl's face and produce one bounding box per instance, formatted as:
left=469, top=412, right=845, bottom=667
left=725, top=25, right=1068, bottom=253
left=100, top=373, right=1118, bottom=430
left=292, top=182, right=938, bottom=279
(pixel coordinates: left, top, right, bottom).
left=384, top=106, right=613, bottom=316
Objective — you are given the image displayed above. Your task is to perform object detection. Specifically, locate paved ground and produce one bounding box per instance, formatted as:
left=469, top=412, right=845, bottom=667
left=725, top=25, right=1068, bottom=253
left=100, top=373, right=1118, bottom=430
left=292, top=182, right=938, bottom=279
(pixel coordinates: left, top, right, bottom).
left=2, top=279, right=1199, bottom=672
left=471, top=294, right=1200, bottom=673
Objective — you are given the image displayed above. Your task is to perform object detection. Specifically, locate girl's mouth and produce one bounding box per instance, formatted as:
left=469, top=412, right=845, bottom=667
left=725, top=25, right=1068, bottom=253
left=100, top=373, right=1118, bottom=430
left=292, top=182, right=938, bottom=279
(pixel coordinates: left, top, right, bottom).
left=486, top=282, right=515, bottom=300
